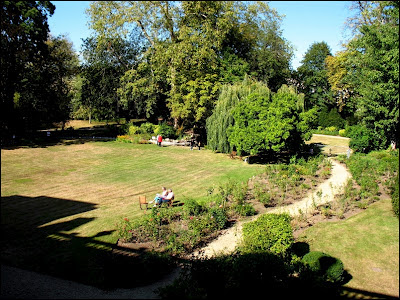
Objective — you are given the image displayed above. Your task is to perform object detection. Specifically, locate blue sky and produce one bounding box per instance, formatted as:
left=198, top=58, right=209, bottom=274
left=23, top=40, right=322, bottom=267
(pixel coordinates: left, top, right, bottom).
left=48, top=1, right=354, bottom=69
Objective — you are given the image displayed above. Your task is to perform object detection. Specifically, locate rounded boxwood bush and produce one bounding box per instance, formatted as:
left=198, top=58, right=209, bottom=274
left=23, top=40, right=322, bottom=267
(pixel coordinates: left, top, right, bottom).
left=301, top=251, right=345, bottom=284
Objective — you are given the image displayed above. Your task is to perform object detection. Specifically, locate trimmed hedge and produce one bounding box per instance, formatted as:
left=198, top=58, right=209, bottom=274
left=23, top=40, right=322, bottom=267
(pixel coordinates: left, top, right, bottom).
left=301, top=251, right=345, bottom=284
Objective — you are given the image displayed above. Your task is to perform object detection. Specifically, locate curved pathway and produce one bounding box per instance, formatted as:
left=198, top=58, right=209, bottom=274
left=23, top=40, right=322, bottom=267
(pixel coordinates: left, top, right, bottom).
left=193, top=158, right=351, bottom=258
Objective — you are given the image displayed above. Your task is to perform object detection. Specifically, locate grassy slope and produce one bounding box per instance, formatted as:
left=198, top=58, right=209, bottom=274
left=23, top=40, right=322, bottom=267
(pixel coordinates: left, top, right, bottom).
left=298, top=198, right=399, bottom=297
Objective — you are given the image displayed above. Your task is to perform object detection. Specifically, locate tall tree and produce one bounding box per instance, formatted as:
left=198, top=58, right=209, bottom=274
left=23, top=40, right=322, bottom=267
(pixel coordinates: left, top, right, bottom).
left=343, top=1, right=399, bottom=149
left=1, top=0, right=55, bottom=137
left=79, top=35, right=140, bottom=122
left=296, top=41, right=333, bottom=111
left=206, top=75, right=268, bottom=153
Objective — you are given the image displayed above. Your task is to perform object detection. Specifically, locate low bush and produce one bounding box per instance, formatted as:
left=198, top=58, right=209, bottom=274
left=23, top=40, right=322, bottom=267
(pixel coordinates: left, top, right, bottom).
left=140, top=122, right=156, bottom=134
left=233, top=203, right=256, bottom=216
left=301, top=251, right=346, bottom=284
left=241, top=213, right=293, bottom=255
left=154, top=122, right=177, bottom=139
left=116, top=199, right=228, bottom=255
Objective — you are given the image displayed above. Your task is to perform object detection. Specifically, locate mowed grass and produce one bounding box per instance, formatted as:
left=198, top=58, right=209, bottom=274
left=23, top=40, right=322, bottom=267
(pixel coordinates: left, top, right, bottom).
left=1, top=140, right=264, bottom=247
left=298, top=197, right=399, bottom=297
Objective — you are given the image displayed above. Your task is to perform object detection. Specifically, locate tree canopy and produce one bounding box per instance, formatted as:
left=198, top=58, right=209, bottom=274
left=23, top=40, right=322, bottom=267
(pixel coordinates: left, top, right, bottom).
left=324, top=1, right=399, bottom=149
left=1, top=1, right=56, bottom=136
left=207, top=77, right=316, bottom=156
left=86, top=1, right=293, bottom=129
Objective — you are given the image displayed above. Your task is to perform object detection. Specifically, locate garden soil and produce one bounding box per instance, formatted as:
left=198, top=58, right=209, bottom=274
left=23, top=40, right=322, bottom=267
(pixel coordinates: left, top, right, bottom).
left=1, top=158, right=351, bottom=299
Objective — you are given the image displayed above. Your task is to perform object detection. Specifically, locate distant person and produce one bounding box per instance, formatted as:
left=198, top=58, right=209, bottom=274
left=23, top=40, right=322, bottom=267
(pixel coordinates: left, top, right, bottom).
left=157, top=134, right=163, bottom=147
left=160, top=189, right=174, bottom=205
left=190, top=134, right=195, bottom=150
left=196, top=135, right=201, bottom=150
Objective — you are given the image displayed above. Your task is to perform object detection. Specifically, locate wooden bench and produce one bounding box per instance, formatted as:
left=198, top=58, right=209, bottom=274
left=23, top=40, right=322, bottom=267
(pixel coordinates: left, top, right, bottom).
left=139, top=195, right=148, bottom=210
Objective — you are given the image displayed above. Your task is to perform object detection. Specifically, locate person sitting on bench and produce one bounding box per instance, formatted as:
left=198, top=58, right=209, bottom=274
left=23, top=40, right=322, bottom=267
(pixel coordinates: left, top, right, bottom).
left=150, top=186, right=168, bottom=204
left=154, top=189, right=174, bottom=206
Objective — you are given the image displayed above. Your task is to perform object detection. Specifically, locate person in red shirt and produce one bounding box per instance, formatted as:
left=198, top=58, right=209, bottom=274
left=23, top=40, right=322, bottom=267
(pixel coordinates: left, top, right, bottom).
left=157, top=134, right=163, bottom=147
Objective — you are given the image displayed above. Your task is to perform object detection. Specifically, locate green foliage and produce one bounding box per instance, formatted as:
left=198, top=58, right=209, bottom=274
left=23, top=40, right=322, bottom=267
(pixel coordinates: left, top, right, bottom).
left=182, top=198, right=206, bottom=216
left=80, top=36, right=138, bottom=122
left=206, top=75, right=268, bottom=153
left=233, top=203, right=256, bottom=216
left=125, top=122, right=156, bottom=136
left=139, top=122, right=156, bottom=134
left=118, top=198, right=228, bottom=254
left=347, top=124, right=377, bottom=153
left=390, top=173, right=399, bottom=218
left=1, top=0, right=56, bottom=136
left=296, top=41, right=333, bottom=110
left=345, top=149, right=399, bottom=209
left=317, top=107, right=346, bottom=129
left=227, top=84, right=316, bottom=156
left=128, top=125, right=140, bottom=135
left=154, top=122, right=177, bottom=139
left=241, top=213, right=294, bottom=255
left=87, top=1, right=293, bottom=129
left=342, top=2, right=399, bottom=149
left=301, top=251, right=345, bottom=284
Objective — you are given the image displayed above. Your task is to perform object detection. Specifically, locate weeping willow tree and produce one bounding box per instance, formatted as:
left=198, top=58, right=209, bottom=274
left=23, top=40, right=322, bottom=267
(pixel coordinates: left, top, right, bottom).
left=206, top=75, right=270, bottom=153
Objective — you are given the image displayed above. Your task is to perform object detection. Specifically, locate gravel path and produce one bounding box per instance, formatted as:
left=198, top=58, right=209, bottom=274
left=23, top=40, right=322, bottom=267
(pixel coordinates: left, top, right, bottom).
left=1, top=158, right=351, bottom=299
left=193, top=158, right=351, bottom=258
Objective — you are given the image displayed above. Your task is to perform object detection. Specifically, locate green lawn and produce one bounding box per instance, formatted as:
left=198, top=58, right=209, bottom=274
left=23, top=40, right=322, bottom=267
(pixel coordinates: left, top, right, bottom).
left=298, top=198, right=399, bottom=297
left=1, top=140, right=264, bottom=286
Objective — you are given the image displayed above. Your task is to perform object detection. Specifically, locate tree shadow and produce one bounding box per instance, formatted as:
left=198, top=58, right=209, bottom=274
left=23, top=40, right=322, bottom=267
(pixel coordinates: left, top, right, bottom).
left=0, top=195, right=175, bottom=290
left=1, top=125, right=120, bottom=149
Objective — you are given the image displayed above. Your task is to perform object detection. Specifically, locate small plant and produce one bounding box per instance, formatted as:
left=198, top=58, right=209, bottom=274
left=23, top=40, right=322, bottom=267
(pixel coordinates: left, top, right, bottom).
left=234, top=203, right=256, bottom=216
left=320, top=204, right=333, bottom=218
left=116, top=217, right=134, bottom=241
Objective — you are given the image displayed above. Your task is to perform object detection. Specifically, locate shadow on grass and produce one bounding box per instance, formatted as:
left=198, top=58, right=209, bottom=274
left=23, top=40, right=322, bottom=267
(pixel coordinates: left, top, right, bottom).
left=1, top=125, right=121, bottom=149
left=0, top=195, right=175, bottom=290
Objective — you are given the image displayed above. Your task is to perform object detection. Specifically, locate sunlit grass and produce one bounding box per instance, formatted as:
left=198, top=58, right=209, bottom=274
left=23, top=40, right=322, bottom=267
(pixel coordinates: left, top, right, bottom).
left=1, top=140, right=264, bottom=246
left=297, top=198, right=399, bottom=297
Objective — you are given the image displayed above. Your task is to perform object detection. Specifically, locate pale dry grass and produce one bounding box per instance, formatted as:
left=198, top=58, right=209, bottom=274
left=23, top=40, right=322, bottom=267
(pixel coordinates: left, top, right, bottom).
left=306, top=134, right=350, bottom=155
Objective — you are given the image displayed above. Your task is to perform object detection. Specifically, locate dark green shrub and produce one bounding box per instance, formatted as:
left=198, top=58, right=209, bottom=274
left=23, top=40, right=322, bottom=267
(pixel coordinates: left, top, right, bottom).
left=301, top=251, right=345, bottom=284
left=347, top=124, right=377, bottom=153
left=208, top=207, right=228, bottom=230
left=155, top=122, right=177, bottom=139
left=183, top=198, right=206, bottom=216
left=241, top=213, right=293, bottom=255
left=318, top=107, right=345, bottom=129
